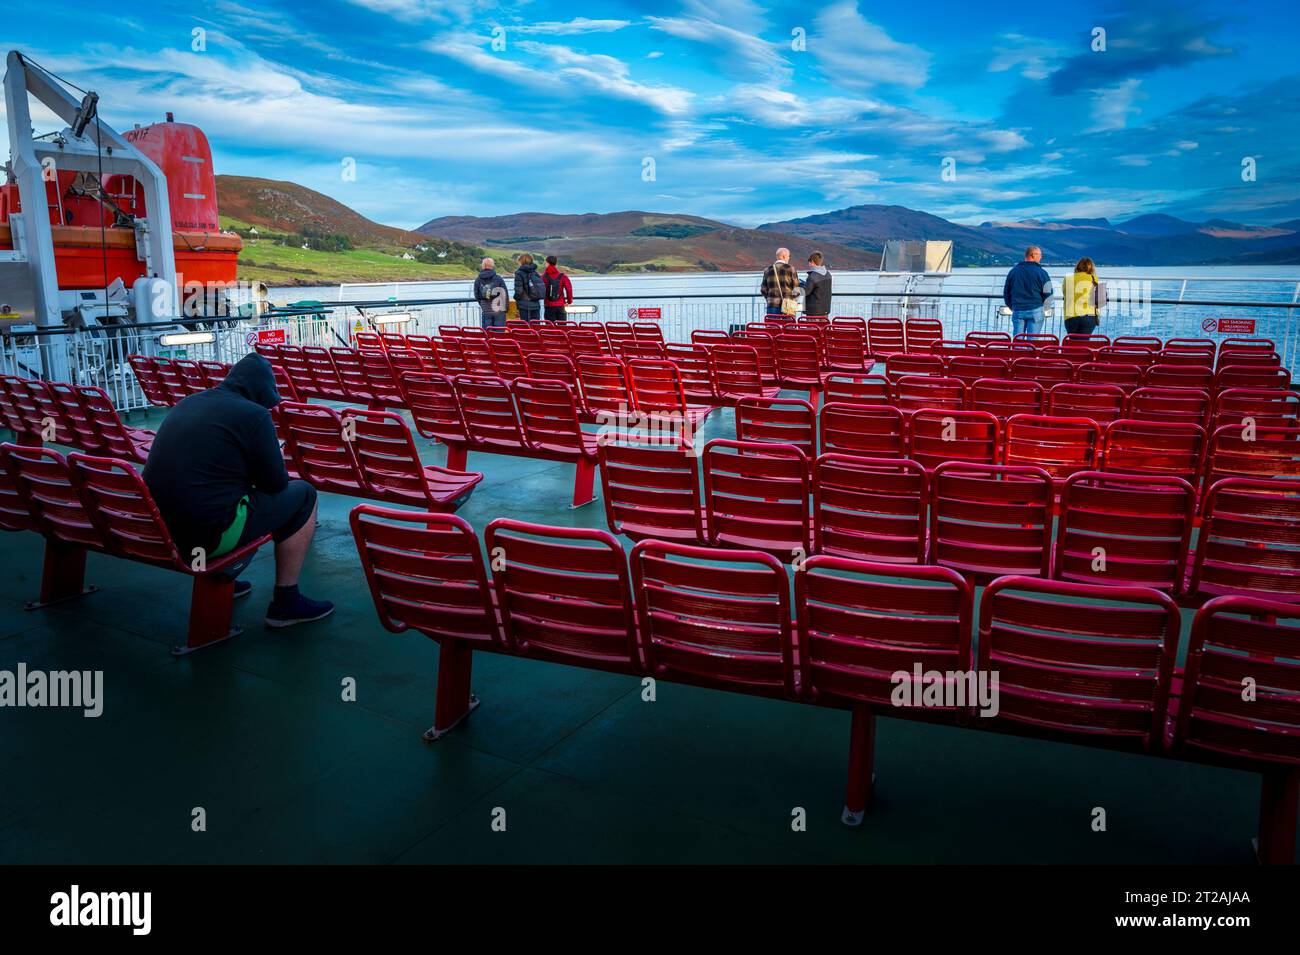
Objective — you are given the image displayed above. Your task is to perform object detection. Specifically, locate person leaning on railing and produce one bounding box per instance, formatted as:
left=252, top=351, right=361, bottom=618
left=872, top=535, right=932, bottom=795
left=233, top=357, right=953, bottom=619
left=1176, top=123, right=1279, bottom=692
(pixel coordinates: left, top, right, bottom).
left=761, top=247, right=802, bottom=317
left=1002, top=245, right=1053, bottom=337
left=1062, top=257, right=1100, bottom=336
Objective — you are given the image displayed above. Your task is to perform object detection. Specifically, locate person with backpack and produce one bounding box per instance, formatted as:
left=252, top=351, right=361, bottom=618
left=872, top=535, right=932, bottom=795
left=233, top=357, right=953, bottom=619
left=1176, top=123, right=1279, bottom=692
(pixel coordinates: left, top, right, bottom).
left=472, top=257, right=509, bottom=328
left=542, top=255, right=574, bottom=323
left=513, top=253, right=545, bottom=324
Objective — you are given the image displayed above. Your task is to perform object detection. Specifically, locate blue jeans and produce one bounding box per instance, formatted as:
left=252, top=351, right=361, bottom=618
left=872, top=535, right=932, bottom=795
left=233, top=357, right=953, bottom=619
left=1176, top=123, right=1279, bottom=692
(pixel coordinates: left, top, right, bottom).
left=1011, top=307, right=1043, bottom=337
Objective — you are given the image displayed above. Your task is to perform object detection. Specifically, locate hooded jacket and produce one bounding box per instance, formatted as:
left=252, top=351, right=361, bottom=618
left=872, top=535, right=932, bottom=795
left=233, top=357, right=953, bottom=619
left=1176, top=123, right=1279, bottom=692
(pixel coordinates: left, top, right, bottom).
left=513, top=262, right=543, bottom=310
left=142, top=352, right=288, bottom=553
left=542, top=264, right=574, bottom=308
left=472, top=268, right=507, bottom=315
left=802, top=265, right=832, bottom=317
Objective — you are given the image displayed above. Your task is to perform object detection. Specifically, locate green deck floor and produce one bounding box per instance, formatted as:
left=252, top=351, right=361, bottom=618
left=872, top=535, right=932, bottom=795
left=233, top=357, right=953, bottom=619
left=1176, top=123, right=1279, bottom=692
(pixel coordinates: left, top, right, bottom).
left=0, top=399, right=1288, bottom=864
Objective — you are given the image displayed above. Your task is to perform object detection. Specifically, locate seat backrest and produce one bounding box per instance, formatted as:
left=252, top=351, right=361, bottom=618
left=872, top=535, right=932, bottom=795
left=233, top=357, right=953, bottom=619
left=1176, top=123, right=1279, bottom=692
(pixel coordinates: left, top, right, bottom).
left=1212, top=387, right=1300, bottom=431
left=632, top=322, right=664, bottom=343
left=664, top=343, right=717, bottom=401
left=710, top=344, right=768, bottom=399
left=1127, top=386, right=1210, bottom=428
left=774, top=334, right=822, bottom=381
left=1215, top=363, right=1290, bottom=391
left=1144, top=362, right=1214, bottom=389
left=579, top=323, right=612, bottom=349
left=735, top=397, right=816, bottom=460
left=690, top=329, right=731, bottom=349
left=430, top=338, right=469, bottom=377
left=818, top=402, right=906, bottom=458
left=275, top=346, right=316, bottom=399
left=796, top=556, right=972, bottom=706
left=400, top=371, right=467, bottom=443
left=1173, top=596, right=1300, bottom=765
left=1075, top=361, right=1143, bottom=389
left=822, top=372, right=891, bottom=406
left=485, top=519, right=639, bottom=669
left=929, top=339, right=980, bottom=359
left=354, top=331, right=383, bottom=350
left=868, top=318, right=905, bottom=356
left=825, top=327, right=867, bottom=370
left=813, top=454, right=927, bottom=564
left=970, top=377, right=1044, bottom=419
left=404, top=335, right=440, bottom=367
left=5, top=377, right=73, bottom=443
left=358, top=349, right=404, bottom=402
left=978, top=575, right=1178, bottom=747
left=630, top=539, right=796, bottom=696
left=383, top=347, right=424, bottom=377
left=1054, top=471, right=1195, bottom=593
left=1063, top=333, right=1109, bottom=350
left=947, top=356, right=1009, bottom=387
left=907, top=409, right=999, bottom=470
left=2, top=444, right=102, bottom=549
left=127, top=355, right=172, bottom=406
left=603, top=322, right=635, bottom=345
left=1154, top=348, right=1214, bottom=370
left=1097, top=346, right=1156, bottom=369
left=488, top=339, right=529, bottom=380
left=1010, top=357, right=1074, bottom=386
left=71, top=385, right=141, bottom=459
left=458, top=336, right=497, bottom=377
left=1003, top=414, right=1101, bottom=486
left=627, top=358, right=690, bottom=417
left=349, top=505, right=502, bottom=645
left=278, top=401, right=363, bottom=494
left=702, top=439, right=811, bottom=558
left=1014, top=333, right=1059, bottom=349
left=929, top=461, right=1054, bottom=582
left=453, top=374, right=526, bottom=449
left=1190, top=478, right=1300, bottom=602
left=45, top=381, right=96, bottom=450
left=1204, top=424, right=1300, bottom=489
left=67, top=451, right=181, bottom=565
left=567, top=329, right=606, bottom=358
left=0, top=443, right=36, bottom=532
left=598, top=436, right=704, bottom=544
left=513, top=378, right=589, bottom=457
left=172, top=359, right=210, bottom=399
left=893, top=375, right=966, bottom=413
left=1112, top=336, right=1160, bottom=351
left=1102, top=418, right=1206, bottom=481
left=966, top=331, right=1011, bottom=346
left=303, top=346, right=347, bottom=396
left=328, top=348, right=373, bottom=400
left=1047, top=382, right=1126, bottom=425
left=524, top=352, right=581, bottom=396
left=618, top=340, right=667, bottom=361
left=884, top=353, right=944, bottom=383
left=344, top=408, right=436, bottom=506
left=576, top=355, right=632, bottom=419
left=731, top=331, right=778, bottom=380
left=904, top=318, right=943, bottom=354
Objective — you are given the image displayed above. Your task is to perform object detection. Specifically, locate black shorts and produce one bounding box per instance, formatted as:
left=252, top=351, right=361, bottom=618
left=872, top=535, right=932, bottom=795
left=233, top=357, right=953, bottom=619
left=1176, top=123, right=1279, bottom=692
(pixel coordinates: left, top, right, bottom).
left=236, top=479, right=317, bottom=548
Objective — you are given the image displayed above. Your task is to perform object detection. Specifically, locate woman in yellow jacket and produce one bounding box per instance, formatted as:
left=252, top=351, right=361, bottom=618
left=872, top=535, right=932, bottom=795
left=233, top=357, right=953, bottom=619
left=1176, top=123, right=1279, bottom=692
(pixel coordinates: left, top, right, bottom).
left=1063, top=257, right=1100, bottom=335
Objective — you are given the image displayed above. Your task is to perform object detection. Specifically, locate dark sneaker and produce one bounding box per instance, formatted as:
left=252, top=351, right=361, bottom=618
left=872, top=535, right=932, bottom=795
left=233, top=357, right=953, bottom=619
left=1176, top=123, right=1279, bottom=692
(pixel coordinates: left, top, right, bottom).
left=265, top=594, right=335, bottom=628
left=232, top=579, right=253, bottom=599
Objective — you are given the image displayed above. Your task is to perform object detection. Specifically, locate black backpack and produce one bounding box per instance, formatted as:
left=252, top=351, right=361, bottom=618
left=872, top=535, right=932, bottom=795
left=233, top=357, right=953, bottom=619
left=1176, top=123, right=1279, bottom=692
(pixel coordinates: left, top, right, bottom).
left=544, top=272, right=564, bottom=302
left=522, top=269, right=545, bottom=302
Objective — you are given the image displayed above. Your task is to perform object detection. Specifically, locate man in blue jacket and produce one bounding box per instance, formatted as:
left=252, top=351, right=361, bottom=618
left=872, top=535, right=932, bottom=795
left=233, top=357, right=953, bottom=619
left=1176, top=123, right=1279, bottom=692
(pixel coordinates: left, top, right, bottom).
left=1002, top=246, right=1053, bottom=337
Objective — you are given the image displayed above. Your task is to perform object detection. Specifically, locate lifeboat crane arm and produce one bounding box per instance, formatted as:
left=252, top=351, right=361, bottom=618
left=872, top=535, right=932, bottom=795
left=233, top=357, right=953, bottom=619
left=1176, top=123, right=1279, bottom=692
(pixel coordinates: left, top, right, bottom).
left=3, top=50, right=180, bottom=327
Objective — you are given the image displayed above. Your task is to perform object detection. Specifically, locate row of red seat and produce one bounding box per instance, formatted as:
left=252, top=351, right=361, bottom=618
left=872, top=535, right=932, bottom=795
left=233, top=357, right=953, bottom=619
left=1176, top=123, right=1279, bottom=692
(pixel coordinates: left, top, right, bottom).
left=733, top=397, right=1299, bottom=498
left=0, top=373, right=155, bottom=462
left=0, top=442, right=270, bottom=653
left=595, top=437, right=1300, bottom=602
left=349, top=504, right=1300, bottom=862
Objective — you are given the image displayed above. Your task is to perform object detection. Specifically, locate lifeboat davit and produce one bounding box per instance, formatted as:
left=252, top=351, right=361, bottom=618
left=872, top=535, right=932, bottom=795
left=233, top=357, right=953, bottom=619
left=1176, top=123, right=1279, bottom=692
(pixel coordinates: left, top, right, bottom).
left=0, top=117, right=240, bottom=289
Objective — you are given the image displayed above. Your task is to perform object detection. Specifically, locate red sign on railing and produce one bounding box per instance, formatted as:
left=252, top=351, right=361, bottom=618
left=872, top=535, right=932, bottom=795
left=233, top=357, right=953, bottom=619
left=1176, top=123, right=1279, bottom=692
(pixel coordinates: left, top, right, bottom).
left=1213, top=318, right=1256, bottom=334
left=628, top=307, right=662, bottom=320
left=246, top=328, right=288, bottom=346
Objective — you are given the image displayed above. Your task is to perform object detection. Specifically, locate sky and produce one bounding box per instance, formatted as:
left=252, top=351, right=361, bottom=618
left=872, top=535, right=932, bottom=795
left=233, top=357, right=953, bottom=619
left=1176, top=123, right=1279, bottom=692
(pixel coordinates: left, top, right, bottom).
left=3, top=0, right=1298, bottom=231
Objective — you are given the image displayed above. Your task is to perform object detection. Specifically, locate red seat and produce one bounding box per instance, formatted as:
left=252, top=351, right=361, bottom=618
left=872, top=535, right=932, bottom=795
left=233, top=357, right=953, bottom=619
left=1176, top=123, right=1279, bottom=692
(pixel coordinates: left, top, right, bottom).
left=929, top=339, right=980, bottom=359
left=795, top=555, right=973, bottom=823
left=127, top=355, right=173, bottom=406
left=826, top=326, right=867, bottom=370
left=632, top=322, right=664, bottom=343
left=907, top=409, right=999, bottom=470
left=1212, top=387, right=1300, bottom=431
left=774, top=334, right=824, bottom=403
left=524, top=353, right=582, bottom=408
left=1113, top=336, right=1161, bottom=351
left=400, top=370, right=468, bottom=449
left=818, top=402, right=906, bottom=458
left=702, top=439, right=811, bottom=560
left=1003, top=414, right=1101, bottom=490
left=1047, top=382, right=1126, bottom=425
left=1171, top=595, right=1300, bottom=864
left=978, top=575, right=1178, bottom=749
left=328, top=348, right=376, bottom=402
left=813, top=454, right=927, bottom=563
left=904, top=318, right=943, bottom=355
left=965, top=330, right=1011, bottom=347
left=735, top=397, right=816, bottom=461
left=1203, top=424, right=1300, bottom=491
left=484, top=519, right=639, bottom=671
left=1075, top=361, right=1143, bottom=390
left=576, top=355, right=633, bottom=423
left=664, top=343, right=719, bottom=404
left=1128, top=386, right=1211, bottom=428
left=1014, top=333, right=1058, bottom=349
left=430, top=338, right=470, bottom=377
left=512, top=378, right=601, bottom=506
left=970, top=377, right=1044, bottom=419
left=1188, top=478, right=1300, bottom=603
left=711, top=344, right=779, bottom=402
left=51, top=383, right=153, bottom=462
left=357, top=349, right=405, bottom=406
left=630, top=539, right=797, bottom=698
left=690, top=329, right=731, bottom=349
left=1155, top=347, right=1215, bottom=369
left=618, top=340, right=667, bottom=361
left=604, top=322, right=635, bottom=349
left=303, top=346, right=348, bottom=399
left=3, top=376, right=74, bottom=444
left=884, top=353, right=943, bottom=383
left=598, top=436, right=704, bottom=544
left=946, top=355, right=1008, bottom=387
left=928, top=461, right=1054, bottom=582
left=821, top=372, right=891, bottom=406
left=1216, top=364, right=1291, bottom=391
left=1054, top=471, right=1195, bottom=593
left=731, top=331, right=779, bottom=383
left=626, top=358, right=714, bottom=438
left=488, top=339, right=529, bottom=380
left=867, top=318, right=905, bottom=359
left=1144, top=363, right=1213, bottom=390
left=893, top=375, right=966, bottom=413
left=1063, top=333, right=1109, bottom=350
left=1011, top=357, right=1074, bottom=387
left=1097, top=346, right=1156, bottom=369
left=1102, top=418, right=1207, bottom=483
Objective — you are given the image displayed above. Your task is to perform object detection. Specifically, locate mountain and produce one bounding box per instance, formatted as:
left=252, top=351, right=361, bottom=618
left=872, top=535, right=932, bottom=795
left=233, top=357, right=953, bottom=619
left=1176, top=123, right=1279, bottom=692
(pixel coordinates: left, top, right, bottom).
left=216, top=175, right=431, bottom=247
left=761, top=204, right=1300, bottom=267
left=416, top=211, right=881, bottom=272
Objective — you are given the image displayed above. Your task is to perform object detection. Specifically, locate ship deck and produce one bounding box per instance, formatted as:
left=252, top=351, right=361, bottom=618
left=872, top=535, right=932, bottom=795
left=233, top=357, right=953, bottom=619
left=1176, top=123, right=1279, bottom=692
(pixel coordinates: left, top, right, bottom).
left=0, top=399, right=1280, bottom=865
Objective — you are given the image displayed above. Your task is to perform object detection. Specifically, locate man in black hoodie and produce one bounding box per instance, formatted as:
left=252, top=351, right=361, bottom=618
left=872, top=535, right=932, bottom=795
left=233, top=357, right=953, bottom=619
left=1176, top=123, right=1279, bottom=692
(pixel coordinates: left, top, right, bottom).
left=142, top=353, right=333, bottom=628
left=513, top=253, right=544, bottom=323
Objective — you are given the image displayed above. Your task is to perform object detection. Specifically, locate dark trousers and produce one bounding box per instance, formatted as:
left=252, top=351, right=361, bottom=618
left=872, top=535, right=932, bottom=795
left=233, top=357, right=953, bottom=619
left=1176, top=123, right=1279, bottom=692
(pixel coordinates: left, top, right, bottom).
left=1064, top=316, right=1099, bottom=335
left=517, top=305, right=541, bottom=324
left=216, top=480, right=317, bottom=578
left=544, top=305, right=567, bottom=323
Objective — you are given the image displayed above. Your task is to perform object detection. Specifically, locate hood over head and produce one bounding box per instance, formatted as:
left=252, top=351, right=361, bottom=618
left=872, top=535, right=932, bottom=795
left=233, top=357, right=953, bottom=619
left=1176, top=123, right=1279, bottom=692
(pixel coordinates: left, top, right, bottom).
left=219, top=352, right=281, bottom=409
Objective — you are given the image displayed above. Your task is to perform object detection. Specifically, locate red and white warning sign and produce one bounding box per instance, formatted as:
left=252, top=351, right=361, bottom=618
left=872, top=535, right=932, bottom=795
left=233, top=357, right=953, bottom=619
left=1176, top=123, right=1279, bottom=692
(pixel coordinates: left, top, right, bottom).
left=1212, top=318, right=1256, bottom=334
left=635, top=307, right=662, bottom=320
left=244, top=327, right=287, bottom=346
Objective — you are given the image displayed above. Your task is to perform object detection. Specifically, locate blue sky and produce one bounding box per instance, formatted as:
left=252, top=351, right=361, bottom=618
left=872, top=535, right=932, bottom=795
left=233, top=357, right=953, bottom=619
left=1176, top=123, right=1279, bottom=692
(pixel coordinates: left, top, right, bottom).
left=5, top=0, right=1297, bottom=230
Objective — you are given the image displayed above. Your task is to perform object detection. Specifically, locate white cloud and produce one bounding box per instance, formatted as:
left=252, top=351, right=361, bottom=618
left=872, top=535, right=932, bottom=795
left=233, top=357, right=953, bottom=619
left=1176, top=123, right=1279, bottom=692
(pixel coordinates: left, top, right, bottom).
left=512, top=19, right=632, bottom=36
left=987, top=33, right=1062, bottom=81
left=810, top=2, right=930, bottom=90
left=1088, top=78, right=1143, bottom=132
left=647, top=16, right=790, bottom=81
